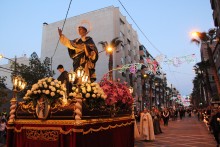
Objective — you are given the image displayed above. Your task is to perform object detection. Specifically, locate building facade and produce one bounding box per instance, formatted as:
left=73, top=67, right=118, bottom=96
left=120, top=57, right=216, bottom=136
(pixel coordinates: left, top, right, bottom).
left=210, top=0, right=220, bottom=98
left=211, top=0, right=220, bottom=80
left=41, top=6, right=144, bottom=109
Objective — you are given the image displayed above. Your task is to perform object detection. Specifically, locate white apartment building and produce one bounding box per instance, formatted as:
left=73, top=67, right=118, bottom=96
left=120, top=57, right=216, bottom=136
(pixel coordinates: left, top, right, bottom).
left=41, top=6, right=142, bottom=103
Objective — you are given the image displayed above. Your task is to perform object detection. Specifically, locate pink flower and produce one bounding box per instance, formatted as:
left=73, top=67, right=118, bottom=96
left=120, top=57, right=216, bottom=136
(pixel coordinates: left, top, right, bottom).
left=99, top=75, right=133, bottom=108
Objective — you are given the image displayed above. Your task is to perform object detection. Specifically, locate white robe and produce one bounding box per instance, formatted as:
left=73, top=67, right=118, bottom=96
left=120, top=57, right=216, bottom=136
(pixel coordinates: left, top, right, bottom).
left=140, top=112, right=155, bottom=140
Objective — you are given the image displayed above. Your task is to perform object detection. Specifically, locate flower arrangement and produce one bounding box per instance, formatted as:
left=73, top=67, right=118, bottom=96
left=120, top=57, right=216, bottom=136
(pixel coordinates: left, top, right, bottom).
left=24, top=77, right=66, bottom=104
left=69, top=81, right=107, bottom=110
left=99, top=76, right=134, bottom=110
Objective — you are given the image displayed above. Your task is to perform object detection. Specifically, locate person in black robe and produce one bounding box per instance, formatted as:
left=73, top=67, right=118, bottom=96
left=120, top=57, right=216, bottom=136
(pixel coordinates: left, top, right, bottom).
left=58, top=26, right=98, bottom=82
left=57, top=64, right=71, bottom=94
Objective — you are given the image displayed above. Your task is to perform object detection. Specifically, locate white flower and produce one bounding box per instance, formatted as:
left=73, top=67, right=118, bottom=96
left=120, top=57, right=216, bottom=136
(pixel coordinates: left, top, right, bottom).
left=44, top=84, right=48, bottom=88
left=51, top=87, right=56, bottom=92
left=92, top=94, right=96, bottom=98
left=86, top=93, right=90, bottom=98
left=81, top=87, right=85, bottom=91
left=51, top=92, right=55, bottom=97
left=50, top=81, right=55, bottom=86
left=73, top=92, right=77, bottom=97
left=45, top=90, right=50, bottom=94
left=101, top=94, right=107, bottom=99
left=38, top=90, right=41, bottom=94
left=33, top=91, right=38, bottom=94
left=87, top=86, right=91, bottom=92
left=82, top=89, right=86, bottom=94
left=60, top=91, right=64, bottom=95
left=55, top=84, right=60, bottom=88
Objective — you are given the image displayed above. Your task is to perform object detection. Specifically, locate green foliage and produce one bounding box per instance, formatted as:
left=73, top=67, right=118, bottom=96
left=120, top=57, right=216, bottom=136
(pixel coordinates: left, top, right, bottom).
left=12, top=52, right=54, bottom=98
left=0, top=76, right=8, bottom=107
left=0, top=76, right=7, bottom=89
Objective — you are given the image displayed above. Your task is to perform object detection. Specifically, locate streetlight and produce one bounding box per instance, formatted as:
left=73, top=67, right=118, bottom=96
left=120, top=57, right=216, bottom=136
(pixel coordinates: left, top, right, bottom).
left=191, top=29, right=220, bottom=97
left=0, top=54, right=17, bottom=75
left=68, top=66, right=88, bottom=120
left=8, top=76, right=26, bottom=124
left=99, top=37, right=122, bottom=81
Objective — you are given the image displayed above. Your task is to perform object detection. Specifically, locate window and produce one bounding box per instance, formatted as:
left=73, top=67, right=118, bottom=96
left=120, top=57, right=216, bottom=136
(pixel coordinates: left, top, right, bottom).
left=120, top=31, right=125, bottom=38
left=120, top=18, right=125, bottom=25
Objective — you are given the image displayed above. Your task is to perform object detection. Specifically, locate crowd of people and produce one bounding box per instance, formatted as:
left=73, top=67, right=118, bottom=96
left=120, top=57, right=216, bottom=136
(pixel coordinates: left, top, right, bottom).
left=134, top=105, right=220, bottom=147
left=0, top=112, right=7, bottom=144
left=197, top=106, right=220, bottom=147
left=134, top=106, right=195, bottom=142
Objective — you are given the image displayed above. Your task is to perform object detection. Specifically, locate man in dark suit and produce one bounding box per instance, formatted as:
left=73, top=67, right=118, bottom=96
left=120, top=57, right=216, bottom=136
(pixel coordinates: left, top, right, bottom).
left=57, top=64, right=71, bottom=94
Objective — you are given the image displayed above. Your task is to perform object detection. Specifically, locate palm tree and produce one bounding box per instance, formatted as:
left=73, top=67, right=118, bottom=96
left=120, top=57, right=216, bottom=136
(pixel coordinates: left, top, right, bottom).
left=191, top=29, right=220, bottom=99
left=194, top=61, right=212, bottom=105
left=99, top=37, right=122, bottom=80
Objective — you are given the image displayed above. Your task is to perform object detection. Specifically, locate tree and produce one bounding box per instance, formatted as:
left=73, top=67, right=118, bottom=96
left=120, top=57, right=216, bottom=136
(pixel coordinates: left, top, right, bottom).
left=191, top=29, right=220, bottom=100
left=0, top=76, right=8, bottom=107
left=194, top=61, right=212, bottom=105
left=0, top=76, right=7, bottom=89
left=191, top=76, right=201, bottom=107
left=99, top=37, right=122, bottom=80
left=12, top=52, right=54, bottom=98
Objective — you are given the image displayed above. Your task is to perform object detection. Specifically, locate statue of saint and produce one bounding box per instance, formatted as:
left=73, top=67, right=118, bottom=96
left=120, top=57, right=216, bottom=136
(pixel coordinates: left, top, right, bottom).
left=58, top=25, right=98, bottom=82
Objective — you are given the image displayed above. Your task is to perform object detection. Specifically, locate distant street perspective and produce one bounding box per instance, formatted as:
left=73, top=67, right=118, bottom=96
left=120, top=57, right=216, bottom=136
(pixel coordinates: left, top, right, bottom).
left=135, top=113, right=216, bottom=147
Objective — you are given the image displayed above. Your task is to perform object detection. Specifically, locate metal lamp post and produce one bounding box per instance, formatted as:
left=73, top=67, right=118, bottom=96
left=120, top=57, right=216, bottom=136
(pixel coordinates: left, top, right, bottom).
left=68, top=66, right=88, bottom=120
left=8, top=76, right=26, bottom=124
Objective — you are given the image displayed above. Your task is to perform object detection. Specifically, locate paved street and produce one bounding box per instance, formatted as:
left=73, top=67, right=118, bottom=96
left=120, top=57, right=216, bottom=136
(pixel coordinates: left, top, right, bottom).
left=135, top=115, right=216, bottom=147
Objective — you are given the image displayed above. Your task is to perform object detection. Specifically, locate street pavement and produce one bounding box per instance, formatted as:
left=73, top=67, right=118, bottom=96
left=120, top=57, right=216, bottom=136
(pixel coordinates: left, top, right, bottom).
left=135, top=114, right=216, bottom=147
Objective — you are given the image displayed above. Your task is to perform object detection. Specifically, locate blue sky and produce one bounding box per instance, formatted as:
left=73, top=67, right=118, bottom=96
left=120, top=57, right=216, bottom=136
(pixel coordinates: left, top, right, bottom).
left=0, top=0, right=214, bottom=96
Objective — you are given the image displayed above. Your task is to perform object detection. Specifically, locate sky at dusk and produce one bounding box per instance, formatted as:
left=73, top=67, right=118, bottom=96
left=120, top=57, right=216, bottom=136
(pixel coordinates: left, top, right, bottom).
left=0, top=0, right=214, bottom=96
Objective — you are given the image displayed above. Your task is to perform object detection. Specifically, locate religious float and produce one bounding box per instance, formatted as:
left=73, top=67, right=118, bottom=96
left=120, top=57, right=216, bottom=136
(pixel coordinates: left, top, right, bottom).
left=6, top=71, right=134, bottom=147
